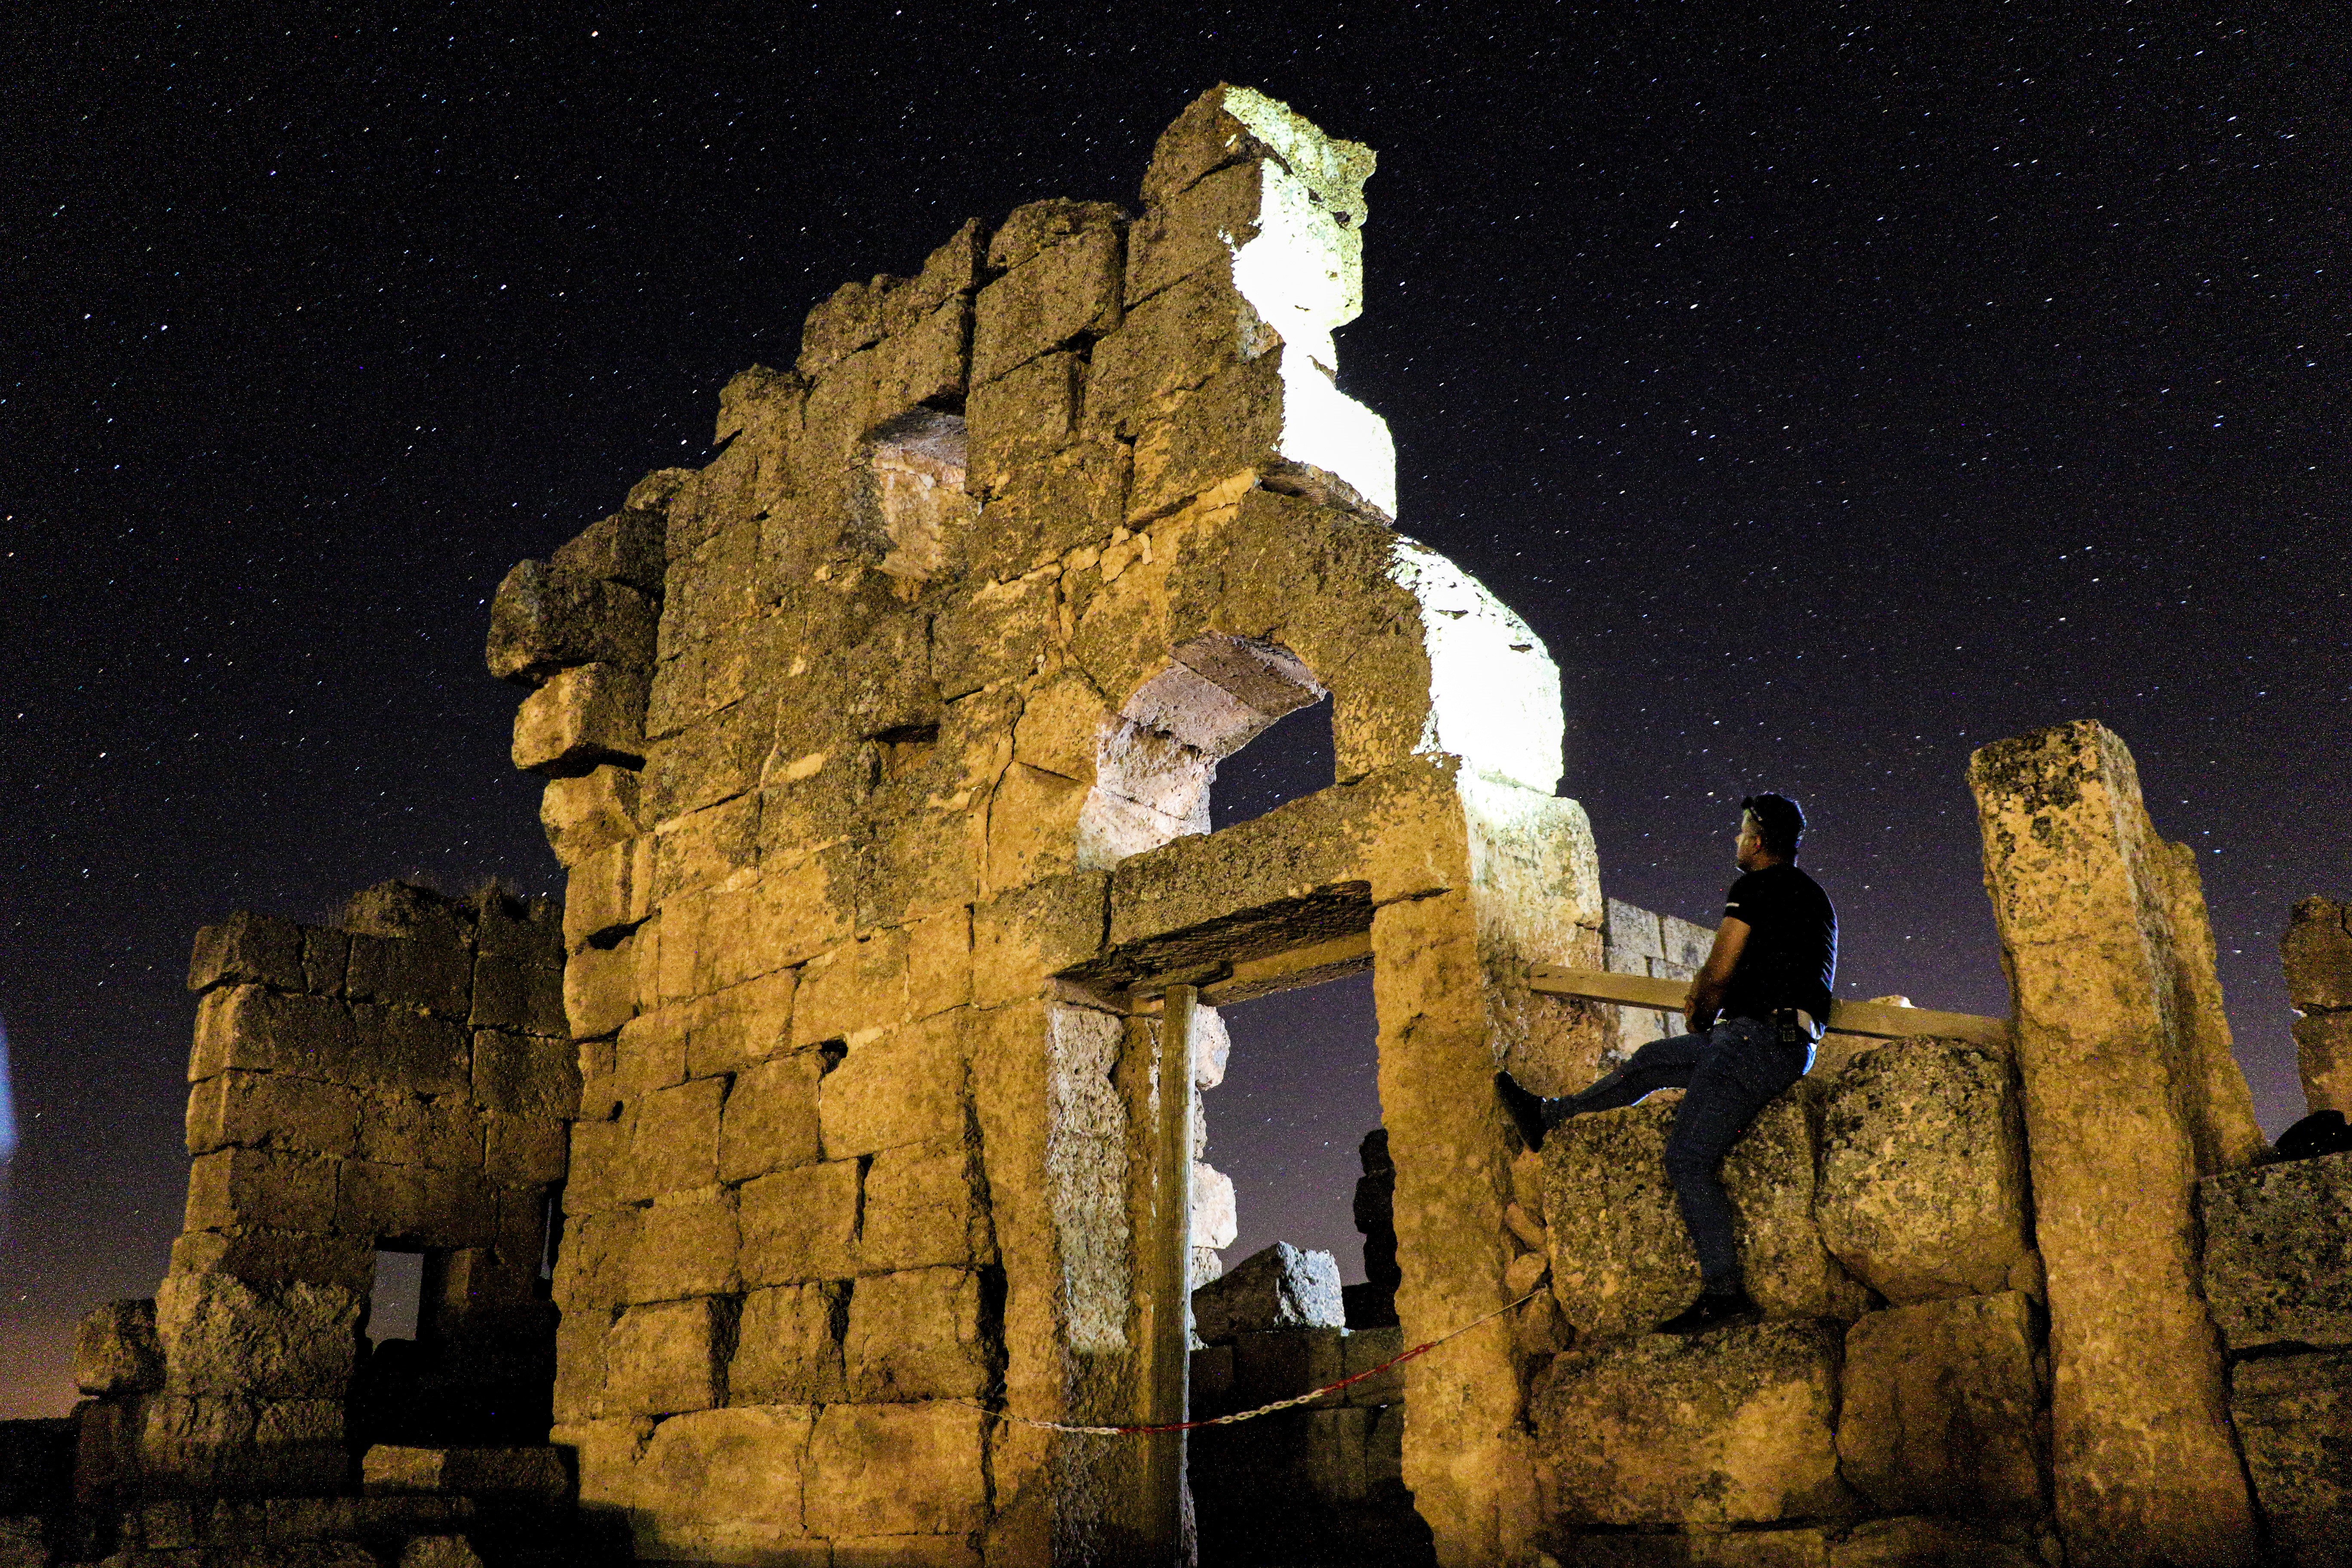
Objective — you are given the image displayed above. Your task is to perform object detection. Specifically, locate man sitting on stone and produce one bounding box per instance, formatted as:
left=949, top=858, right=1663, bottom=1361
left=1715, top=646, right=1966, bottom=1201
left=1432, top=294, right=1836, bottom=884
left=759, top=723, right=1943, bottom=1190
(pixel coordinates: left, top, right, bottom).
left=1497, top=793, right=1838, bottom=1335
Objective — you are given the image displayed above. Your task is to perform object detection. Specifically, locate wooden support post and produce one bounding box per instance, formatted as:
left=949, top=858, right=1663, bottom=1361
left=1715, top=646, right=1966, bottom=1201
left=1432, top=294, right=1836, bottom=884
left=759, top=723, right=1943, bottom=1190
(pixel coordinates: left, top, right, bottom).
left=1138, top=983, right=1197, bottom=1563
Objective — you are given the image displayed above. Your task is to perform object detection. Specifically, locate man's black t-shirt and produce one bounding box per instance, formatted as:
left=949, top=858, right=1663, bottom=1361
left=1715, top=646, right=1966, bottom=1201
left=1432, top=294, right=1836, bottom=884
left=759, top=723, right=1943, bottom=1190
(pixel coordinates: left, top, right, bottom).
left=1719, top=864, right=1838, bottom=1024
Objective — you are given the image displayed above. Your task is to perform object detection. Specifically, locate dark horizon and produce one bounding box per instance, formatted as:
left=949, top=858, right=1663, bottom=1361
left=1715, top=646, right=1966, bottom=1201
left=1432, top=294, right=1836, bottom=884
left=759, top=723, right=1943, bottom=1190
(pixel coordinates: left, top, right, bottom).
left=4, top=3, right=2343, bottom=1418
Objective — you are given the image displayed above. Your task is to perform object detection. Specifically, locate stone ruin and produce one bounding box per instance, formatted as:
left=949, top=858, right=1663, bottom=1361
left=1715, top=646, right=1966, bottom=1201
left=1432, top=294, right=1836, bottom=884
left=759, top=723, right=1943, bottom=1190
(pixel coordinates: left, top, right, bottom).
left=6, top=83, right=2351, bottom=1568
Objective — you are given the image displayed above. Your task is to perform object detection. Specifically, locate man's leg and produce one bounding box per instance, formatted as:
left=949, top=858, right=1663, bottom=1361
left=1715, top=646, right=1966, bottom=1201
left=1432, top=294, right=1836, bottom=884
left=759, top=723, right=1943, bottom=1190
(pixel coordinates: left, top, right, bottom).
left=1655, top=1018, right=1810, bottom=1329
left=1494, top=1029, right=1711, bottom=1149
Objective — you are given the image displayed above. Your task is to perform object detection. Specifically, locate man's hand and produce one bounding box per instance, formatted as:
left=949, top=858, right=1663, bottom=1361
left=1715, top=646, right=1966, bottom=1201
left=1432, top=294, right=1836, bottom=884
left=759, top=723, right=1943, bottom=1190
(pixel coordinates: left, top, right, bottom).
left=1684, top=916, right=1752, bottom=1030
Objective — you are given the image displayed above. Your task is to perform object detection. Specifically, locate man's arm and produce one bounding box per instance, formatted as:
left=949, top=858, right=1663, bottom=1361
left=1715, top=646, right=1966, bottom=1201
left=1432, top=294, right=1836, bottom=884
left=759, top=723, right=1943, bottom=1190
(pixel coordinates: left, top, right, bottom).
left=1684, top=917, right=1751, bottom=1030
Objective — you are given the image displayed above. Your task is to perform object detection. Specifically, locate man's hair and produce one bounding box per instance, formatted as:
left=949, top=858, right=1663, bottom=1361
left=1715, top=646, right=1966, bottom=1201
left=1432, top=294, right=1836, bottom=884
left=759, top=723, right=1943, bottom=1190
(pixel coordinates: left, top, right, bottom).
left=1741, top=793, right=1805, bottom=858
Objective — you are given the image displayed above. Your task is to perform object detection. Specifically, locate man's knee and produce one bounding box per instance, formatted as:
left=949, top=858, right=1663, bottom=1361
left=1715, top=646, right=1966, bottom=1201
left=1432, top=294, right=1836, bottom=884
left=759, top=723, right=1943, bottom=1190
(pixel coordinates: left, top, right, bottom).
left=1660, top=1138, right=1723, bottom=1185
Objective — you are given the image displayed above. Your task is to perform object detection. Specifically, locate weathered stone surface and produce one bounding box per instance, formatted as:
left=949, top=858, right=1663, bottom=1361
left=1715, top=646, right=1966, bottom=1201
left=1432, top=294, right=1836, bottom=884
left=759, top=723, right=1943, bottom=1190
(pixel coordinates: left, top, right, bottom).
left=189, top=911, right=309, bottom=995
left=154, top=1271, right=361, bottom=1398
left=2197, top=1151, right=2352, bottom=1352
left=550, top=505, right=666, bottom=596
left=512, top=662, right=648, bottom=774
left=972, top=220, right=1123, bottom=386
left=184, top=1069, right=361, bottom=1159
left=604, top=1297, right=730, bottom=1417
left=1533, top=1319, right=1849, bottom=1528
left=629, top=1188, right=739, bottom=1303
left=719, top=1052, right=824, bottom=1182
left=739, top=1160, right=860, bottom=1285
left=2228, top=1348, right=2352, bottom=1568
left=485, top=559, right=657, bottom=686
left=2286, top=896, right=2352, bottom=1117
left=730, top=1283, right=845, bottom=1405
left=1816, top=1038, right=2029, bottom=1302
left=633, top=1406, right=815, bottom=1563
left=361, top=1444, right=570, bottom=1500
left=1192, top=1242, right=1343, bottom=1341
left=1544, top=1097, right=1865, bottom=1340
left=399, top=1537, right=485, bottom=1568
left=74, top=1298, right=162, bottom=1396
left=856, top=1139, right=985, bottom=1275
left=1837, top=1292, right=2044, bottom=1518
left=804, top=1403, right=988, bottom=1537
left=844, top=1268, right=992, bottom=1400
left=1827, top=1518, right=2047, bottom=1568
left=1969, top=719, right=2261, bottom=1565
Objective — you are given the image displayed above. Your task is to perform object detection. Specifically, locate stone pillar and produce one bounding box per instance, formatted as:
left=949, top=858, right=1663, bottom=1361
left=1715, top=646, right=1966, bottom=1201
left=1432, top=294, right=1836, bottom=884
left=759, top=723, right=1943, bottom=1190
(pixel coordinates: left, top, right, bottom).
left=1967, top=720, right=2260, bottom=1566
left=2283, top=896, right=2352, bottom=1116
left=1138, top=985, right=1196, bottom=1564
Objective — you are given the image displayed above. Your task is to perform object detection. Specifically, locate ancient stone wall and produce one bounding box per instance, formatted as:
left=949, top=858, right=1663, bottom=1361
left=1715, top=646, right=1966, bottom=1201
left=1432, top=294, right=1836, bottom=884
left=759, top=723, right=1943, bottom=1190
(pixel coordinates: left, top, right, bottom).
left=490, top=84, right=1599, bottom=1567
left=2284, top=895, right=2352, bottom=1117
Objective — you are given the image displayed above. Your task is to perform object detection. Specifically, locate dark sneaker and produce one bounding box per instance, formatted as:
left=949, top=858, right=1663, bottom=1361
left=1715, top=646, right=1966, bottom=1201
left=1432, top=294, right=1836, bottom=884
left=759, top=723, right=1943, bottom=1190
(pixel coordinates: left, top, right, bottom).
left=1655, top=1288, right=1761, bottom=1336
left=1495, top=1071, right=1550, bottom=1152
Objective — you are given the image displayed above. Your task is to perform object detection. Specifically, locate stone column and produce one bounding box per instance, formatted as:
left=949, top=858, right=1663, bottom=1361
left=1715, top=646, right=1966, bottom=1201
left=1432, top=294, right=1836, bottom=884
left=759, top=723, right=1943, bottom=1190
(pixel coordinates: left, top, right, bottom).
left=1967, top=720, right=2259, bottom=1566
left=2283, top=895, right=2352, bottom=1116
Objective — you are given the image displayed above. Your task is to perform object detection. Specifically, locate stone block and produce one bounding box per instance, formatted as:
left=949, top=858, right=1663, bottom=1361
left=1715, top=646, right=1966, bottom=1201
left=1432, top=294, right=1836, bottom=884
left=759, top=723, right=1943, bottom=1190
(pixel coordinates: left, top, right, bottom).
left=1193, top=1161, right=1236, bottom=1250
left=486, top=559, right=657, bottom=686
left=336, top=1160, right=496, bottom=1250
left=799, top=274, right=900, bottom=378
left=360, top=1443, right=570, bottom=1500
left=74, top=1298, right=162, bottom=1396
left=1193, top=1242, right=1344, bottom=1341
left=563, top=835, right=653, bottom=952
left=553, top=1210, right=639, bottom=1312
left=1230, top=1327, right=1345, bottom=1410
left=970, top=872, right=1109, bottom=1010
left=550, top=505, right=666, bottom=596
left=1341, top=1323, right=1405, bottom=1406
left=731, top=1283, right=846, bottom=1404
left=1837, top=1292, right=2044, bottom=1518
left=629, top=1187, right=739, bottom=1303
left=1815, top=1038, right=2030, bottom=1302
left=354, top=1091, right=484, bottom=1171
left=1532, top=1319, right=1848, bottom=1528
left=906, top=910, right=973, bottom=1021
left=185, top=1069, right=361, bottom=1159
left=986, top=197, right=1124, bottom=273
left=622, top=1076, right=724, bottom=1200
left=2197, top=1151, right=2352, bottom=1352
left=154, top=1272, right=362, bottom=1398
left=857, top=1140, right=986, bottom=1275
left=167, top=1225, right=374, bottom=1292
left=2229, top=1348, right=2352, bottom=1568
left=472, top=1028, right=582, bottom=1118
left=189, top=985, right=354, bottom=1083
left=1544, top=1097, right=1865, bottom=1340
left=740, top=1160, right=861, bottom=1285
left=971, top=224, right=1123, bottom=386
left=804, top=1403, right=989, bottom=1537
left=188, top=912, right=307, bottom=995
left=512, top=662, right=648, bottom=775
left=965, top=351, right=1083, bottom=499
left=614, top=1008, right=689, bottom=1099
left=844, top=1268, right=992, bottom=1400
left=686, top=970, right=796, bottom=1079
left=138, top=1391, right=348, bottom=1493
left=468, top=954, right=567, bottom=1037
left=551, top=1308, right=612, bottom=1423
left=542, top=766, right=642, bottom=869
left=1825, top=1518, right=2046, bottom=1568
left=344, top=1005, right=473, bottom=1096
left=793, top=928, right=913, bottom=1050
left=1141, top=85, right=1372, bottom=227
left=605, top=1297, right=732, bottom=1417
left=832, top=1537, right=981, bottom=1568
left=549, top=1415, right=649, bottom=1522
left=640, top=704, right=764, bottom=826
left=185, top=1146, right=338, bottom=1236
left=632, top=1406, right=817, bottom=1563
left=1085, top=269, right=1266, bottom=438
left=954, top=442, right=1129, bottom=591
left=2284, top=897, right=2352, bottom=1011
left=400, top=1538, right=484, bottom=1568
left=2294, top=1011, right=2352, bottom=1120
left=720, top=1052, right=825, bottom=1183
left=743, top=847, right=858, bottom=975
left=1563, top=1532, right=1831, bottom=1568
left=819, top=1013, right=965, bottom=1159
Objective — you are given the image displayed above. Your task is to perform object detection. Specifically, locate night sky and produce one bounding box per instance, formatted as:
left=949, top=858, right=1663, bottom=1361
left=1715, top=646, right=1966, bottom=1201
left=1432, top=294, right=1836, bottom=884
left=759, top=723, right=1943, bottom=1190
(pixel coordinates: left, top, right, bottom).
left=4, top=4, right=2344, bottom=1417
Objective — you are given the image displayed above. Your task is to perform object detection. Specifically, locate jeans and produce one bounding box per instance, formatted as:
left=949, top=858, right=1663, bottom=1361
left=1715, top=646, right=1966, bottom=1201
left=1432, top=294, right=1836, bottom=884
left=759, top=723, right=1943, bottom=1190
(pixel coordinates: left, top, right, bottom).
left=1544, top=1017, right=1813, bottom=1293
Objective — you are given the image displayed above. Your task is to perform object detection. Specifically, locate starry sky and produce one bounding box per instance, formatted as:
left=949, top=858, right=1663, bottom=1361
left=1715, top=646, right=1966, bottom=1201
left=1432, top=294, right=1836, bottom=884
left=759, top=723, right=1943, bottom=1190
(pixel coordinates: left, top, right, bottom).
left=3, top=3, right=2344, bottom=1416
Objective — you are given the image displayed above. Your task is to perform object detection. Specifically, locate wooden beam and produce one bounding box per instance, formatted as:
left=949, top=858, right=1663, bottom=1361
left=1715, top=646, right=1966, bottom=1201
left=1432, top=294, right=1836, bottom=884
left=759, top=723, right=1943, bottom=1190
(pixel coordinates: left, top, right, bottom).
left=1527, top=965, right=2010, bottom=1048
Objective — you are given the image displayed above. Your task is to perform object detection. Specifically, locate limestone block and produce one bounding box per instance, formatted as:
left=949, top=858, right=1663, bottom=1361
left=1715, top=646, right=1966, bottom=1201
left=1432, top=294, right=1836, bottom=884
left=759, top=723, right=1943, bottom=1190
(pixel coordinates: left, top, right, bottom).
left=542, top=766, right=641, bottom=869
left=739, top=1160, right=861, bottom=1285
left=550, top=505, right=666, bottom=596
left=605, top=1298, right=730, bottom=1417
left=832, top=1536, right=981, bottom=1568
left=1532, top=1320, right=1848, bottom=1528
left=2285, top=897, right=2352, bottom=1010
left=354, top=1091, right=484, bottom=1171
left=804, top=1403, right=989, bottom=1537
left=633, top=1405, right=816, bottom=1563
left=906, top=909, right=973, bottom=1021
left=2228, top=1348, right=2352, bottom=1568
left=963, top=444, right=1131, bottom=593
left=793, top=928, right=913, bottom=1050
left=2197, top=1152, right=2352, bottom=1352
left=857, top=1140, right=987, bottom=1275
left=189, top=986, right=347, bottom=1082
left=1564, top=1532, right=1831, bottom=1568
left=564, top=1115, right=625, bottom=1214
left=657, top=514, right=762, bottom=662
left=984, top=761, right=1091, bottom=889
left=1815, top=1038, right=2029, bottom=1302
left=562, top=835, right=652, bottom=952
left=800, top=274, right=900, bottom=377
left=1231, top=1327, right=1345, bottom=1410
left=1127, top=343, right=1394, bottom=522
left=167, top=1226, right=373, bottom=1292
left=629, top=1187, right=739, bottom=1303
left=720, top=1053, right=824, bottom=1183
left=1193, top=1161, right=1237, bottom=1250
left=731, top=1283, right=846, bottom=1404
left=972, top=222, right=1123, bottom=386
left=1341, top=1323, right=1406, bottom=1406
left=185, top=1069, right=361, bottom=1159
left=1826, top=1518, right=2047, bottom=1568
left=970, top=872, right=1110, bottom=1010
left=352, top=1006, right=474, bottom=1096
left=337, top=1160, right=497, bottom=1250
left=640, top=702, right=763, bottom=825
left=649, top=793, right=758, bottom=902
left=1142, top=85, right=1372, bottom=229
left=399, top=1538, right=483, bottom=1568
left=552, top=1308, right=611, bottom=1422
left=138, top=1391, right=347, bottom=1492
left=472, top=1029, right=581, bottom=1118
left=1543, top=1098, right=1866, bottom=1340
left=549, top=1415, right=649, bottom=1521
left=154, top=1272, right=361, bottom=1398
left=511, top=663, right=648, bottom=775
left=2295, top=1011, right=2352, bottom=1121
left=689, top=974, right=795, bottom=1081
left=875, top=293, right=972, bottom=416
left=185, top=1146, right=337, bottom=1236
left=360, top=1444, right=570, bottom=1500
left=74, top=1298, right=162, bottom=1396
left=301, top=925, right=353, bottom=995
left=965, top=351, right=1083, bottom=499
left=1193, top=1242, right=1344, bottom=1341
left=742, top=846, right=858, bottom=976
left=553, top=1210, right=639, bottom=1312
left=485, top=560, right=657, bottom=686
left=1837, top=1292, right=2045, bottom=1518
left=819, top=1012, right=965, bottom=1159
left=468, top=954, right=567, bottom=1038
left=986, top=198, right=1123, bottom=273
left=188, top=912, right=308, bottom=995
left=614, top=1008, right=689, bottom=1099
left=844, top=1268, right=992, bottom=1400
left=621, top=1076, right=723, bottom=1201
